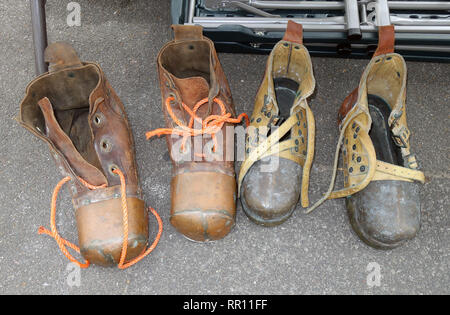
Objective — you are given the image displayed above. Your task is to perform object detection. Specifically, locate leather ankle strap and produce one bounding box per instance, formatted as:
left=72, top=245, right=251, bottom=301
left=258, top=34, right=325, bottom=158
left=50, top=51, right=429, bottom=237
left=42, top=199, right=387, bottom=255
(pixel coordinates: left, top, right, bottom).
left=373, top=25, right=395, bottom=57
left=282, top=20, right=303, bottom=45
left=171, top=24, right=203, bottom=42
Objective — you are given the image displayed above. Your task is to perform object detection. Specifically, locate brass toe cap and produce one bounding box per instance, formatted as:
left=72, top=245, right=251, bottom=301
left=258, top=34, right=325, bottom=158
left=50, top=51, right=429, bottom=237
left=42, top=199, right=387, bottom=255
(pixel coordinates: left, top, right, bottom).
left=170, top=171, right=236, bottom=242
left=76, top=197, right=149, bottom=266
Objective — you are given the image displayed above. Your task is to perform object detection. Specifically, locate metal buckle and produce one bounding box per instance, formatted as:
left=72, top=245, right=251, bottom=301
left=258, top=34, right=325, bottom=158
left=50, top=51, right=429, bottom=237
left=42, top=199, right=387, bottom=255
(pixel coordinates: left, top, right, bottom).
left=391, top=125, right=410, bottom=148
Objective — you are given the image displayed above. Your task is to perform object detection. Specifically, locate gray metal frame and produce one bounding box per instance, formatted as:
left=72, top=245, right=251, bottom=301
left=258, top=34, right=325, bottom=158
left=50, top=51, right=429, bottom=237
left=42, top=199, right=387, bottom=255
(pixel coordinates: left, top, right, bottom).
left=192, top=0, right=450, bottom=35
left=30, top=0, right=48, bottom=75
left=29, top=0, right=450, bottom=71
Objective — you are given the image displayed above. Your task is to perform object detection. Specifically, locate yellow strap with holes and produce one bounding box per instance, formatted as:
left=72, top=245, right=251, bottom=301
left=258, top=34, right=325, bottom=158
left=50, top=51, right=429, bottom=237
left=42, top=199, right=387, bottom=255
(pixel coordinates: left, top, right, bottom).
left=373, top=160, right=425, bottom=183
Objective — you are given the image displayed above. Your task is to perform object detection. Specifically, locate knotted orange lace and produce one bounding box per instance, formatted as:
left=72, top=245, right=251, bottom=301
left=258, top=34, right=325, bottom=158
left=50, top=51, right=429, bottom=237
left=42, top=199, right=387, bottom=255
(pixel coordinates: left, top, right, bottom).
left=38, top=168, right=163, bottom=269
left=145, top=96, right=249, bottom=153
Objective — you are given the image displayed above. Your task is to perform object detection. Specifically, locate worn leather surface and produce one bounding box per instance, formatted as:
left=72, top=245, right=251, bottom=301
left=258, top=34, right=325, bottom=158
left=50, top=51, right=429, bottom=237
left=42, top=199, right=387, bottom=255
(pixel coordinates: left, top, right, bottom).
left=77, top=197, right=148, bottom=266
left=156, top=25, right=237, bottom=241
left=238, top=21, right=315, bottom=225
left=335, top=26, right=424, bottom=248
left=346, top=180, right=421, bottom=249
left=18, top=42, right=147, bottom=265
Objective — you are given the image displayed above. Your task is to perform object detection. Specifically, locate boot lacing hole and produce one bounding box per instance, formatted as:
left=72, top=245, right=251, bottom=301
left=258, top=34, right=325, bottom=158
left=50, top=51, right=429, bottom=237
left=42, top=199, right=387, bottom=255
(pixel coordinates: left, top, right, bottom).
left=109, top=164, right=119, bottom=176
left=93, top=114, right=103, bottom=126
left=100, top=139, right=112, bottom=153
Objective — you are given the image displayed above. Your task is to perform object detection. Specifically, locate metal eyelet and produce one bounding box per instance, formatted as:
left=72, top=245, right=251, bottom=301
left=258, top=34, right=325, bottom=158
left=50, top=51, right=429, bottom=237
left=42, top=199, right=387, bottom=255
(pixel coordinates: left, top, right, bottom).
left=93, top=113, right=104, bottom=126
left=109, top=164, right=119, bottom=176
left=100, top=138, right=113, bottom=153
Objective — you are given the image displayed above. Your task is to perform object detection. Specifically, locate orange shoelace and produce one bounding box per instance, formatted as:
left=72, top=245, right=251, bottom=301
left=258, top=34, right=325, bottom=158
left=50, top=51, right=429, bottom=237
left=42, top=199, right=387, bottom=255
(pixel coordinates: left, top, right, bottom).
left=145, top=96, right=249, bottom=153
left=38, top=168, right=163, bottom=269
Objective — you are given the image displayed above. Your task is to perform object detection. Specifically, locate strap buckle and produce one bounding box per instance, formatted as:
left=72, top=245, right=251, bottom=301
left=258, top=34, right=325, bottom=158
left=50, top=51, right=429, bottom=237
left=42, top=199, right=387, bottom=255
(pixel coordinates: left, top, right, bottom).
left=391, top=124, right=410, bottom=148
left=390, top=110, right=409, bottom=149
left=404, top=154, right=419, bottom=169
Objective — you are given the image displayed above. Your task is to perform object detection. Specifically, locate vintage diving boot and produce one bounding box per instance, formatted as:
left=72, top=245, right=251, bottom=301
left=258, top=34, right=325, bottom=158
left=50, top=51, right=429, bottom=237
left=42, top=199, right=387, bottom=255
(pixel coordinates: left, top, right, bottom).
left=238, top=21, right=316, bottom=226
left=146, top=25, right=248, bottom=242
left=18, top=42, right=162, bottom=268
left=307, top=25, right=425, bottom=249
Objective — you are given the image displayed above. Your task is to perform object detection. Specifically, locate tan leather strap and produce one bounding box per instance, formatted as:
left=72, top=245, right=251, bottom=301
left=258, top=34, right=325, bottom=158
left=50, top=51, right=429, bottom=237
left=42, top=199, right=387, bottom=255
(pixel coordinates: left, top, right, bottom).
left=328, top=130, right=377, bottom=199
left=44, top=42, right=83, bottom=73
left=305, top=109, right=376, bottom=213
left=306, top=109, right=424, bottom=213
left=238, top=103, right=315, bottom=207
left=300, top=104, right=315, bottom=207
left=282, top=20, right=303, bottom=45
left=258, top=139, right=298, bottom=160
left=373, top=25, right=395, bottom=57
left=373, top=160, right=425, bottom=183
left=172, top=24, right=203, bottom=42
left=238, top=114, right=298, bottom=195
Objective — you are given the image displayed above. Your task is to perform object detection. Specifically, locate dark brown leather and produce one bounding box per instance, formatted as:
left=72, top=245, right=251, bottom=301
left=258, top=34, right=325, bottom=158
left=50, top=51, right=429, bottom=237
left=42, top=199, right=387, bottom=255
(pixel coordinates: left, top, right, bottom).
left=18, top=42, right=147, bottom=266
left=338, top=88, right=358, bottom=125
left=156, top=25, right=237, bottom=242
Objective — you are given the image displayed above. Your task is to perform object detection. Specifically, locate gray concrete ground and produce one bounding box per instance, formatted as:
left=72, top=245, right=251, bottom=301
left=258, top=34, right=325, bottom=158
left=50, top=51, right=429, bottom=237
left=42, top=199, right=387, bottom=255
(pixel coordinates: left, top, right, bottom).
left=0, top=0, right=448, bottom=295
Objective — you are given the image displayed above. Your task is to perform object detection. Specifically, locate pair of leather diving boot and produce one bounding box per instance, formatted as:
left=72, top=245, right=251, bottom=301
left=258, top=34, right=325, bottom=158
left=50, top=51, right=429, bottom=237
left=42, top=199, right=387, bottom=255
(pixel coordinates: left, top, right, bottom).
left=19, top=25, right=247, bottom=268
left=239, top=22, right=425, bottom=249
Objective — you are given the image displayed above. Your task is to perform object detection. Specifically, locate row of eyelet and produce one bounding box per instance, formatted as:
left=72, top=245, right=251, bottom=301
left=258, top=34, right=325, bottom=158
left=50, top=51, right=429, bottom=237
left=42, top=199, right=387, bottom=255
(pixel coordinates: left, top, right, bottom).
left=92, top=99, right=118, bottom=177
left=343, top=121, right=369, bottom=186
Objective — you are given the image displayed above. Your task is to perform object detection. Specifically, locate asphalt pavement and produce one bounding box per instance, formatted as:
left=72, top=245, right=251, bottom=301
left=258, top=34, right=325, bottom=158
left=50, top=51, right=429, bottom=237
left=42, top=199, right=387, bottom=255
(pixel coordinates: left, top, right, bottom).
left=0, top=0, right=448, bottom=295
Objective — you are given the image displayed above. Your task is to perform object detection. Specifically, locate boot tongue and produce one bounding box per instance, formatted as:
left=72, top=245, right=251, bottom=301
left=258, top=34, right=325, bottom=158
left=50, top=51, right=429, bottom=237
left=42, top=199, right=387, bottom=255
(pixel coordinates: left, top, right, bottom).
left=172, top=76, right=210, bottom=109
left=37, top=97, right=107, bottom=186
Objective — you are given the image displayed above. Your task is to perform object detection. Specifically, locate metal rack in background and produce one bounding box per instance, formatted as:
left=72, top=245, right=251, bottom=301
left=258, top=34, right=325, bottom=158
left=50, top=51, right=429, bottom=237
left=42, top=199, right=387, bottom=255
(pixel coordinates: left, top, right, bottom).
left=28, top=0, right=450, bottom=76
left=172, top=0, right=450, bottom=61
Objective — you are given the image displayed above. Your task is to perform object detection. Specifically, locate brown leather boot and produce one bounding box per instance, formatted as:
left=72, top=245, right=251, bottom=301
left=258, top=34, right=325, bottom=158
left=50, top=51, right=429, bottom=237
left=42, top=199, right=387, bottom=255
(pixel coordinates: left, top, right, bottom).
left=18, top=42, right=162, bottom=268
left=146, top=25, right=248, bottom=242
